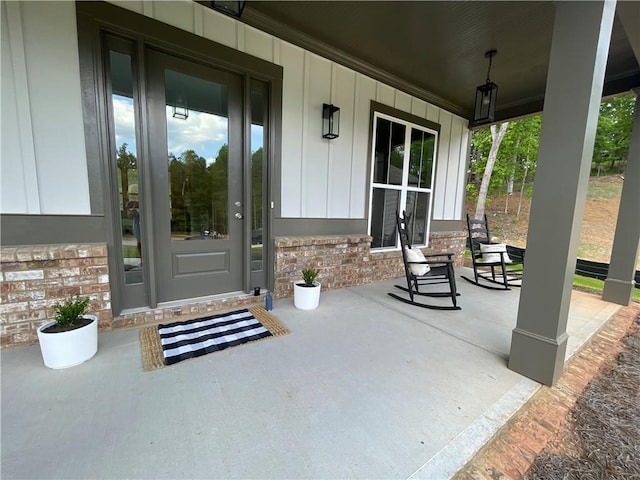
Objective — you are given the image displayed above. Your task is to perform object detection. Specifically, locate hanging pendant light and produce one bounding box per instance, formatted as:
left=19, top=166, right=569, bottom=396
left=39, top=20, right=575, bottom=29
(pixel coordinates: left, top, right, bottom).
left=473, top=49, right=498, bottom=126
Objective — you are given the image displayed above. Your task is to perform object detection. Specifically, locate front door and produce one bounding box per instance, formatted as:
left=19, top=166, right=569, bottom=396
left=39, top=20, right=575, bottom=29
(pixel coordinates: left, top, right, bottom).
left=146, top=50, right=244, bottom=302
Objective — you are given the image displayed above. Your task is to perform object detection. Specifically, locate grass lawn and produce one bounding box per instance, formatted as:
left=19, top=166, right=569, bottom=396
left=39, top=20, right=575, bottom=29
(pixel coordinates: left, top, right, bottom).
left=464, top=248, right=639, bottom=303
left=573, top=274, right=640, bottom=302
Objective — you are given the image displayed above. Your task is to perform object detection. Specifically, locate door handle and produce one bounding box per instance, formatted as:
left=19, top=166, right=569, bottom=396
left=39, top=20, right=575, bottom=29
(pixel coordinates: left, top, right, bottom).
left=234, top=212, right=243, bottom=219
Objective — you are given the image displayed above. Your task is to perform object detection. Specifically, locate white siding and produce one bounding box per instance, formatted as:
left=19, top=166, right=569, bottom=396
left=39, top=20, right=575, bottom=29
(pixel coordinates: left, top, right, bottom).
left=279, top=43, right=305, bottom=217
left=411, top=98, right=428, bottom=119
left=1, top=1, right=89, bottom=215
left=304, top=54, right=332, bottom=217
left=202, top=7, right=237, bottom=49
left=328, top=65, right=356, bottom=218
left=351, top=76, right=377, bottom=217
left=1, top=0, right=470, bottom=222
left=153, top=0, right=194, bottom=32
left=244, top=25, right=274, bottom=62
left=1, top=2, right=32, bottom=213
left=433, top=111, right=451, bottom=219
left=394, top=91, right=412, bottom=113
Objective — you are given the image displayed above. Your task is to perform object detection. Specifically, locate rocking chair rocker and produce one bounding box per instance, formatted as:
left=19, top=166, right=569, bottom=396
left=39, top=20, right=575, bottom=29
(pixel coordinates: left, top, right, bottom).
left=388, top=211, right=461, bottom=310
left=461, top=214, right=524, bottom=290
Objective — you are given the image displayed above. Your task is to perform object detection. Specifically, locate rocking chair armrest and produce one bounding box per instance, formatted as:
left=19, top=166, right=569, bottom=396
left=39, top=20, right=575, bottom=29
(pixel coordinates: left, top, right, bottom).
left=410, top=257, right=454, bottom=266
left=422, top=252, right=455, bottom=260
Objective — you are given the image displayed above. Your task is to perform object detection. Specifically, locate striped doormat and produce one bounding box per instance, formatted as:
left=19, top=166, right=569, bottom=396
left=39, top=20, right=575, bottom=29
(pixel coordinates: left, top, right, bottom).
left=139, top=307, right=289, bottom=371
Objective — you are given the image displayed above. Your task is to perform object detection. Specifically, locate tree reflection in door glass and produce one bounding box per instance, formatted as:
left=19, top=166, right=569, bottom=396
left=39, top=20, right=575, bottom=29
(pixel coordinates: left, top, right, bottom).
left=109, top=48, right=144, bottom=285
left=164, top=69, right=229, bottom=241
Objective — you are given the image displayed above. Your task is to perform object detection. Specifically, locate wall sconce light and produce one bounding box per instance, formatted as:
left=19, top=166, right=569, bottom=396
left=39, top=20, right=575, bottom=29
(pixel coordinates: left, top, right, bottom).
left=473, top=49, right=498, bottom=126
left=322, top=103, right=340, bottom=139
left=198, top=1, right=246, bottom=18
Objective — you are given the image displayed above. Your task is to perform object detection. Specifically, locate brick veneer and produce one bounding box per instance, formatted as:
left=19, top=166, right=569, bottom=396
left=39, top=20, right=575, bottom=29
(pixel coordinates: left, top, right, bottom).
left=1, top=229, right=466, bottom=348
left=273, top=230, right=466, bottom=299
left=0, top=243, right=264, bottom=348
left=1, top=244, right=112, bottom=347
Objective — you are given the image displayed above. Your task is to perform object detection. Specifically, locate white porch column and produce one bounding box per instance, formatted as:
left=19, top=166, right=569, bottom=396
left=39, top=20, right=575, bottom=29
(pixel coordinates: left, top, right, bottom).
left=508, top=0, right=616, bottom=386
left=602, top=92, right=640, bottom=304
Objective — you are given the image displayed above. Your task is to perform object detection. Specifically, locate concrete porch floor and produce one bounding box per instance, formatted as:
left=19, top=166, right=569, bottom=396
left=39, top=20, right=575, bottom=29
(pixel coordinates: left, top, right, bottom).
left=1, top=268, right=621, bottom=480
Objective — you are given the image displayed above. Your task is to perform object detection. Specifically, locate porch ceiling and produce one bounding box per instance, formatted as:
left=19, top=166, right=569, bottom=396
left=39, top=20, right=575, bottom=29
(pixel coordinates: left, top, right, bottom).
left=242, top=1, right=640, bottom=124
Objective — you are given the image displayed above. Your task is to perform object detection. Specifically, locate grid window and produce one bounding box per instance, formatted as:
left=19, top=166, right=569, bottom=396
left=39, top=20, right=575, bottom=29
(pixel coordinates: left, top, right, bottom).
left=368, top=112, right=437, bottom=250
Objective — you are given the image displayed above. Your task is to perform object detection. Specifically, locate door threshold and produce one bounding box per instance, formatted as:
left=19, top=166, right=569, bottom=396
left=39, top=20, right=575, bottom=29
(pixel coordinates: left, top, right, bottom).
left=119, top=290, right=263, bottom=318
left=156, top=290, right=256, bottom=310
left=114, top=290, right=266, bottom=330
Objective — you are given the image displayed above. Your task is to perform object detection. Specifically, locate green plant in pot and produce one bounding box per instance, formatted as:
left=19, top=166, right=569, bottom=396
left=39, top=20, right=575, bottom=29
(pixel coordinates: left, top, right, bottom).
left=302, top=268, right=320, bottom=287
left=46, top=295, right=92, bottom=333
left=294, top=268, right=321, bottom=310
left=37, top=294, right=99, bottom=369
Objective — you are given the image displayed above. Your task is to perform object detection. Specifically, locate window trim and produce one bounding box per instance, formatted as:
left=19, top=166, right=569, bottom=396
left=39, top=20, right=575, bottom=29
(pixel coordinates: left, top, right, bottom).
left=367, top=103, right=441, bottom=252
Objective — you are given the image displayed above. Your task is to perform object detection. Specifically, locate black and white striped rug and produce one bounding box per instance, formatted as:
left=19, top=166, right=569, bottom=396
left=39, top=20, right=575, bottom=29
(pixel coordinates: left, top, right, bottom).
left=158, top=308, right=273, bottom=365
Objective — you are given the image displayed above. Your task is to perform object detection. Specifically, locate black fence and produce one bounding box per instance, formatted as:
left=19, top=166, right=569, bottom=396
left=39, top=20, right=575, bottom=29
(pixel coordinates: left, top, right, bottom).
left=505, top=245, right=639, bottom=289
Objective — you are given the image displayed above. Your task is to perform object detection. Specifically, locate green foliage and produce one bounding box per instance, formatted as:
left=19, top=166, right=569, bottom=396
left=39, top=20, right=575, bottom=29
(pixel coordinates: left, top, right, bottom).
left=592, top=93, right=636, bottom=174
left=168, top=146, right=228, bottom=236
left=302, top=268, right=320, bottom=286
left=117, top=143, right=138, bottom=208
left=469, top=116, right=541, bottom=195
left=53, top=294, right=90, bottom=328
left=467, top=92, right=635, bottom=220
left=251, top=147, right=264, bottom=231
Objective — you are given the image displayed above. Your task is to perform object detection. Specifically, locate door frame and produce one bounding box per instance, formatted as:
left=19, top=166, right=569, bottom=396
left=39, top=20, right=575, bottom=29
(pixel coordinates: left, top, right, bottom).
left=76, top=2, right=283, bottom=315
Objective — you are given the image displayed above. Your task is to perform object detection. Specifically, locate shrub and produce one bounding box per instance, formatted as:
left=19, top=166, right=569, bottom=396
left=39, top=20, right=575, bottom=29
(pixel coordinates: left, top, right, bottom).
left=302, top=268, right=320, bottom=287
left=53, top=294, right=90, bottom=328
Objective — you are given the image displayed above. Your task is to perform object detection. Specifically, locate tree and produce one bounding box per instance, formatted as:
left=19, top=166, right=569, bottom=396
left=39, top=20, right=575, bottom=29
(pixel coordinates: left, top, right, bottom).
left=466, top=93, right=634, bottom=225
left=498, top=117, right=541, bottom=214
left=208, top=144, right=229, bottom=235
left=592, top=93, right=635, bottom=174
left=117, top=143, right=137, bottom=207
left=474, top=122, right=509, bottom=220
left=251, top=147, right=264, bottom=231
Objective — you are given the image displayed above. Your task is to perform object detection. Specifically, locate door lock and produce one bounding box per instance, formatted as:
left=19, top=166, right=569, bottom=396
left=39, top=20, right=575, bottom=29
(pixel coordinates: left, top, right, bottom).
left=234, top=212, right=243, bottom=219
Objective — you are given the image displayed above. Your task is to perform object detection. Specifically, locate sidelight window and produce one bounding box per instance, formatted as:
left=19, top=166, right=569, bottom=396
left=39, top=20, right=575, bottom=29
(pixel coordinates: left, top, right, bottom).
left=106, top=38, right=145, bottom=286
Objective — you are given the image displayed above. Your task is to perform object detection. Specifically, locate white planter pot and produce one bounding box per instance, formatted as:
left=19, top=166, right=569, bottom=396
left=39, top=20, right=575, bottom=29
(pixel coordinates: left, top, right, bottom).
left=293, top=281, right=321, bottom=310
left=36, top=315, right=98, bottom=369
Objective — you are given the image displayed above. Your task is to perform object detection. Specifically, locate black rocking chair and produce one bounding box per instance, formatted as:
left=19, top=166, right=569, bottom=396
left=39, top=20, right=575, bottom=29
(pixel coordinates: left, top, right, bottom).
left=461, top=214, right=524, bottom=290
left=388, top=211, right=461, bottom=310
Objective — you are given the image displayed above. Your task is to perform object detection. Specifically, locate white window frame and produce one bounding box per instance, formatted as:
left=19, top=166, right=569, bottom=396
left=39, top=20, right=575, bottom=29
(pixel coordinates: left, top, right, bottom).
left=367, top=111, right=439, bottom=251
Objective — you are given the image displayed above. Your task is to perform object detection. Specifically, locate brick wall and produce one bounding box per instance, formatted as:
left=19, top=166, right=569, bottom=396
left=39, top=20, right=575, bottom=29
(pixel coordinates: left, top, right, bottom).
left=0, top=243, right=265, bottom=349
left=273, top=230, right=466, bottom=299
left=1, top=230, right=466, bottom=348
left=0, top=244, right=112, bottom=347
left=274, top=235, right=373, bottom=298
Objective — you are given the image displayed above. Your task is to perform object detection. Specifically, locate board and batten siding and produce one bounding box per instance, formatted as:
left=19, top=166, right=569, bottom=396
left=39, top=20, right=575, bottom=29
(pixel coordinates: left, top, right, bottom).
left=1, top=1, right=90, bottom=215
left=1, top=0, right=470, bottom=222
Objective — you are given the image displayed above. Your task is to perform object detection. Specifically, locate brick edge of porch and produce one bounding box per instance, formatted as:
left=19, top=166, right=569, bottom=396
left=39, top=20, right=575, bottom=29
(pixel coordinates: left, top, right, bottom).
left=452, top=300, right=640, bottom=480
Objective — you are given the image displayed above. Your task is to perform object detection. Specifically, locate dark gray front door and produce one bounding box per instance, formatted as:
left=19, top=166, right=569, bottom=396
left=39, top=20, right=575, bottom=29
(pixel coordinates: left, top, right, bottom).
left=147, top=50, right=244, bottom=302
